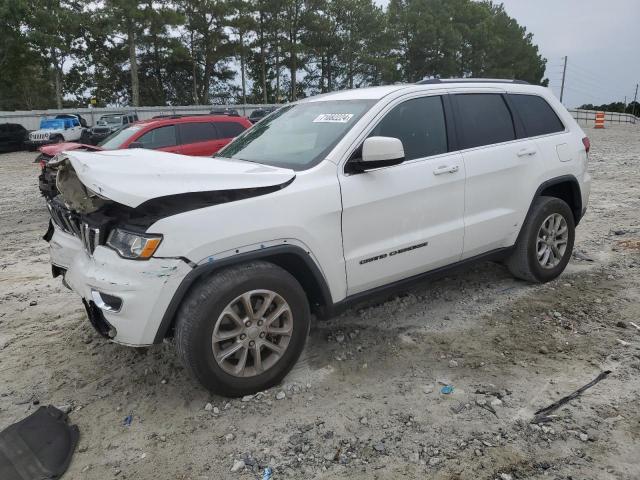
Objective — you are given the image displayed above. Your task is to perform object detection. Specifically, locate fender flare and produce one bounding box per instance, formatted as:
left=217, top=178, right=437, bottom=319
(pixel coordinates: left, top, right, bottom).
left=153, top=244, right=333, bottom=343
left=516, top=174, right=583, bottom=245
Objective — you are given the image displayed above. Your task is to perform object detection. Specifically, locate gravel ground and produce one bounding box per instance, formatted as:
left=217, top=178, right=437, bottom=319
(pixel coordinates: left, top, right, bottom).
left=1, top=125, right=639, bottom=480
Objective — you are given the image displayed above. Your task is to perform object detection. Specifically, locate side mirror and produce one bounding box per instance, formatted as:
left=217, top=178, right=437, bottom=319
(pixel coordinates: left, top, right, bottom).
left=349, top=136, right=405, bottom=173
left=128, top=142, right=144, bottom=149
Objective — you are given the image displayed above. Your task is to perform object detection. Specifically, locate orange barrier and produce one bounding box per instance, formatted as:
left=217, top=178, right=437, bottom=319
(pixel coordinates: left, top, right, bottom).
left=594, top=111, right=605, bottom=129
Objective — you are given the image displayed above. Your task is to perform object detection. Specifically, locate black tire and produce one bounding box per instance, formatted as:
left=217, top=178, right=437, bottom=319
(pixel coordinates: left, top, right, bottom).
left=174, top=261, right=310, bottom=397
left=506, top=196, right=575, bottom=283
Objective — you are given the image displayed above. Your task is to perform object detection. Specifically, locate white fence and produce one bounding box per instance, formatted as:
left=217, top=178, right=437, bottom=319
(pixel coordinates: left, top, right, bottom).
left=569, top=109, right=638, bottom=125
left=0, top=105, right=276, bottom=130
left=2, top=104, right=637, bottom=131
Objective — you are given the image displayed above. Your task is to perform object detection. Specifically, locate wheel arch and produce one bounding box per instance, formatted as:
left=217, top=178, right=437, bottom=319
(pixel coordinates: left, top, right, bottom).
left=533, top=175, right=582, bottom=225
left=153, top=245, right=333, bottom=343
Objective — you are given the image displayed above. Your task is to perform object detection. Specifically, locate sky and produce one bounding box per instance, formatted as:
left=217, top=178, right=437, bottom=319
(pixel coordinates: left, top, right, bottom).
left=375, top=0, right=640, bottom=108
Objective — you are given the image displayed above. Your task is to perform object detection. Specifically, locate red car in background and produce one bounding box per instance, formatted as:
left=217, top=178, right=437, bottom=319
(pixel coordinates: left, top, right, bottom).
left=37, top=114, right=251, bottom=163
left=38, top=114, right=252, bottom=198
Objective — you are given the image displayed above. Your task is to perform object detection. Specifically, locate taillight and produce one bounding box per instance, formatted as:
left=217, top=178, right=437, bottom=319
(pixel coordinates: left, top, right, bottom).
left=582, top=137, right=590, bottom=154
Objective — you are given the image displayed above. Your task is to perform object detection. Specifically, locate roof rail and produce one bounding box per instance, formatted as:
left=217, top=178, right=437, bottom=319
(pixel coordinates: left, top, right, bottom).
left=417, top=78, right=530, bottom=85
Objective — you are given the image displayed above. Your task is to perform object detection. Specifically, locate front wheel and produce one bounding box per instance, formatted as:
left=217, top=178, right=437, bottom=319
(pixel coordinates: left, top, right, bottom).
left=506, top=196, right=575, bottom=283
left=174, top=261, right=310, bottom=397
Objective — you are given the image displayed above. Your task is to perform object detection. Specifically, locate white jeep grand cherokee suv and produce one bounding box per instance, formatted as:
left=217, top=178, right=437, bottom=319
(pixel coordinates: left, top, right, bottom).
left=44, top=79, right=591, bottom=396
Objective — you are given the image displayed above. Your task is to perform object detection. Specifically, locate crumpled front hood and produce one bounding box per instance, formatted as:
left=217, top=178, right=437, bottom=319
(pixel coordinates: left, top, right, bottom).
left=54, top=149, right=295, bottom=209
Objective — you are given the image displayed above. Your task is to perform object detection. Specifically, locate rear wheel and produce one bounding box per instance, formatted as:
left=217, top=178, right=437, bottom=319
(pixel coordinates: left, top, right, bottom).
left=174, top=261, right=310, bottom=397
left=506, top=196, right=575, bottom=283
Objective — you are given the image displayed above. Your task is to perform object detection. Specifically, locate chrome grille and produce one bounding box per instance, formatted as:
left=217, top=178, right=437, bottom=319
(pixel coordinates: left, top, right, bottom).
left=31, top=132, right=50, bottom=141
left=47, top=202, right=81, bottom=237
left=80, top=222, right=100, bottom=255
left=47, top=199, right=102, bottom=255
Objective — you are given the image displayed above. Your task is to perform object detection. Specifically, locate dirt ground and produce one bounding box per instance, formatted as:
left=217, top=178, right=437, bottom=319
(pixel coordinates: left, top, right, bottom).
left=1, top=124, right=639, bottom=480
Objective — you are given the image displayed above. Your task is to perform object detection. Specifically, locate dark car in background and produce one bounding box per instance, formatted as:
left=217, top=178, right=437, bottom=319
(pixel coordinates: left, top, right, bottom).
left=209, top=107, right=240, bottom=117
left=87, top=112, right=138, bottom=144
left=0, top=123, right=28, bottom=152
left=248, top=106, right=278, bottom=124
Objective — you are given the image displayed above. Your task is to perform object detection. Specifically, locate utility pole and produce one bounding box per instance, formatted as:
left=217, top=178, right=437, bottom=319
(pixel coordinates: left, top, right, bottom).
left=560, top=56, right=568, bottom=104
left=633, top=83, right=638, bottom=117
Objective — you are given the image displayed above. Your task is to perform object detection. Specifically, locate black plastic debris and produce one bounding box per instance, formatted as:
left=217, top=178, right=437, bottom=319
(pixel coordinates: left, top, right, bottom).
left=0, top=405, right=79, bottom=480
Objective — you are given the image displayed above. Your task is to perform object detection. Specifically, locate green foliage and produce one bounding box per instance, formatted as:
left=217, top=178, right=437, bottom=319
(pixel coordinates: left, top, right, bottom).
left=579, top=101, right=639, bottom=116
left=1, top=0, right=553, bottom=110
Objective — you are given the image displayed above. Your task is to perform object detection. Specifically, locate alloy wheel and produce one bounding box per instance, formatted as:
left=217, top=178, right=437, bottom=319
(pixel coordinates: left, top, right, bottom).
left=536, top=213, right=568, bottom=269
left=211, top=290, right=293, bottom=377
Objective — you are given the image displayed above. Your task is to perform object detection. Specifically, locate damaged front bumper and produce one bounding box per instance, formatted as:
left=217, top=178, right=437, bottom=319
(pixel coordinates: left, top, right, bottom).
left=48, top=226, right=192, bottom=346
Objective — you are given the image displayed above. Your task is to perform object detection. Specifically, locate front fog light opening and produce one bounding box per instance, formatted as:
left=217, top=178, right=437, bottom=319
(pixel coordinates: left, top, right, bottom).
left=91, top=290, right=123, bottom=313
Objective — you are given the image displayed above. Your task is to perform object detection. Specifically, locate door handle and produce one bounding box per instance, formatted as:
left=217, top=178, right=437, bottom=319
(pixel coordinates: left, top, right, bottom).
left=517, top=147, right=537, bottom=157
left=433, top=165, right=459, bottom=175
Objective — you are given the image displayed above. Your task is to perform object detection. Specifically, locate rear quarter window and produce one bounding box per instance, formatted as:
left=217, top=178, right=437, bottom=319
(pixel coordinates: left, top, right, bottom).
left=509, top=94, right=565, bottom=137
left=179, top=122, right=219, bottom=144
left=216, top=121, right=247, bottom=139
left=454, top=94, right=516, bottom=149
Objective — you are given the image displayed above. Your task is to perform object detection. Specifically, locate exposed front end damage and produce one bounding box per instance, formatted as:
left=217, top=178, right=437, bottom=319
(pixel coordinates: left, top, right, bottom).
left=44, top=151, right=296, bottom=346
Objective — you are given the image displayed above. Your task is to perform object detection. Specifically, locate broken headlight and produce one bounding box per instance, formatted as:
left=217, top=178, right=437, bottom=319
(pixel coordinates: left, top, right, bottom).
left=106, top=228, right=162, bottom=260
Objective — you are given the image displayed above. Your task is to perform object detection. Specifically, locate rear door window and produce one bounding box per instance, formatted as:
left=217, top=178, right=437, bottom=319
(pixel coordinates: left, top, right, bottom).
left=137, top=125, right=177, bottom=149
left=216, top=121, right=247, bottom=139
left=368, top=96, right=448, bottom=160
left=454, top=94, right=515, bottom=149
left=509, top=94, right=565, bottom=137
left=179, top=122, right=220, bottom=144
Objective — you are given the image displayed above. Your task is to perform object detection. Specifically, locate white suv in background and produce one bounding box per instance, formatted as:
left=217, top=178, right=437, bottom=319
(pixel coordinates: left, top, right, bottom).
left=44, top=79, right=591, bottom=396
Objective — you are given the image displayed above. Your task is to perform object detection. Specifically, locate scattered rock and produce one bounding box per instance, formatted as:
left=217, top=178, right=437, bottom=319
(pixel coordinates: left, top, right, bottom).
left=276, top=391, right=286, bottom=400
left=422, top=384, right=434, bottom=394
left=616, top=339, right=630, bottom=347
left=204, top=402, right=213, bottom=411
left=230, top=459, right=245, bottom=473
left=224, top=433, right=235, bottom=442
left=579, top=432, right=589, bottom=442
left=373, top=443, right=385, bottom=453
left=616, top=321, right=627, bottom=328
left=539, top=346, right=549, bottom=354
left=56, top=404, right=72, bottom=414
left=335, top=334, right=345, bottom=344
left=490, top=398, right=503, bottom=407
left=448, top=359, right=459, bottom=368
left=213, top=406, right=220, bottom=414
left=499, top=474, right=513, bottom=480
left=360, top=416, right=368, bottom=425
left=428, top=456, right=441, bottom=466
left=29, top=300, right=37, bottom=306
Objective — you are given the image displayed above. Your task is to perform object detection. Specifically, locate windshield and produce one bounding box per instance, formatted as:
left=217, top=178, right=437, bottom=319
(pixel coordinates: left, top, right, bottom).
left=98, top=125, right=142, bottom=149
left=216, top=100, right=374, bottom=170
